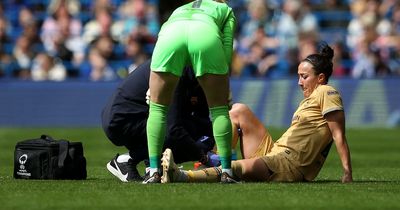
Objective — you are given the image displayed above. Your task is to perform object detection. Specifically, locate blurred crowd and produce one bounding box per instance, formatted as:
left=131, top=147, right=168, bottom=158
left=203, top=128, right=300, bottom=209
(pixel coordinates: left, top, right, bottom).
left=0, top=0, right=399, bottom=81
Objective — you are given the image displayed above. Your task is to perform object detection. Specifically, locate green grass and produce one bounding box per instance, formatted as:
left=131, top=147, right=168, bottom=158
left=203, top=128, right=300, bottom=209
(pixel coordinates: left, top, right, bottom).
left=1, top=127, right=400, bottom=210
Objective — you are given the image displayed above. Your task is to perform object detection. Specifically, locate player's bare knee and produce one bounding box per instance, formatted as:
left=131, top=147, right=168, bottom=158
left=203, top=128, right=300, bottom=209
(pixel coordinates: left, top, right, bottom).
left=253, top=158, right=271, bottom=181
left=229, top=103, right=247, bottom=119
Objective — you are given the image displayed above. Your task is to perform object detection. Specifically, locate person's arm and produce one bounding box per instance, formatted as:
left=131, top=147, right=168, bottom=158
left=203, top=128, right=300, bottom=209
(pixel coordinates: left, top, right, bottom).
left=325, top=110, right=353, bottom=183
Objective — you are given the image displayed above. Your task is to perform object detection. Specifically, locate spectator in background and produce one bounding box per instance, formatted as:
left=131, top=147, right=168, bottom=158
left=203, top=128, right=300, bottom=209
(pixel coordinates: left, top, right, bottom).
left=124, top=35, right=149, bottom=73
left=91, top=0, right=118, bottom=14
left=352, top=40, right=375, bottom=78
left=47, top=0, right=81, bottom=17
left=234, top=0, right=281, bottom=78
left=346, top=0, right=380, bottom=51
left=281, top=34, right=319, bottom=76
left=113, top=0, right=159, bottom=45
left=84, top=47, right=117, bottom=81
left=347, top=0, right=392, bottom=78
left=40, top=0, right=85, bottom=76
left=331, top=41, right=352, bottom=77
left=275, top=0, right=319, bottom=76
left=351, top=38, right=390, bottom=78
left=312, top=0, right=350, bottom=29
left=0, top=4, right=12, bottom=33
left=376, top=2, right=400, bottom=75
left=238, top=0, right=275, bottom=42
left=31, top=52, right=67, bottom=81
left=12, top=34, right=37, bottom=79
left=82, top=7, right=119, bottom=45
left=238, top=33, right=280, bottom=77
left=378, top=0, right=398, bottom=20
left=276, top=0, right=319, bottom=51
left=15, top=7, right=44, bottom=78
left=0, top=16, right=13, bottom=77
left=298, top=37, right=318, bottom=61
left=346, top=0, right=366, bottom=51
left=21, top=0, right=48, bottom=14
left=92, top=35, right=118, bottom=61
left=240, top=41, right=269, bottom=77
left=2, top=0, right=399, bottom=79
left=18, top=7, right=42, bottom=46
left=18, top=6, right=36, bottom=28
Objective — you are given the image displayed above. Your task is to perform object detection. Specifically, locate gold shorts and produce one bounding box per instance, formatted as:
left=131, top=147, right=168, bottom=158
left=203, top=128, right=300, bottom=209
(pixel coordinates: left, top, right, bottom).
left=248, top=133, right=274, bottom=158
left=260, top=153, right=303, bottom=182
left=250, top=131, right=303, bottom=182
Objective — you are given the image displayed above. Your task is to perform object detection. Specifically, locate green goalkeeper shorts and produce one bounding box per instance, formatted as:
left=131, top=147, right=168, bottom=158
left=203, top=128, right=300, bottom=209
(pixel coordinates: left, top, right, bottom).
left=150, top=20, right=229, bottom=77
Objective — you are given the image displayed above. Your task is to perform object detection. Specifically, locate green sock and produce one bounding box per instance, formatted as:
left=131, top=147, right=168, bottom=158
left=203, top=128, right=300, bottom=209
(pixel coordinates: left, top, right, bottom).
left=147, top=102, right=168, bottom=169
left=210, top=106, right=232, bottom=169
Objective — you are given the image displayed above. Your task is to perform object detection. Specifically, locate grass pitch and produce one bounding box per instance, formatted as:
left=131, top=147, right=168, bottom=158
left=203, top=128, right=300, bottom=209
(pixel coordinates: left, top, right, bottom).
left=0, top=127, right=399, bottom=210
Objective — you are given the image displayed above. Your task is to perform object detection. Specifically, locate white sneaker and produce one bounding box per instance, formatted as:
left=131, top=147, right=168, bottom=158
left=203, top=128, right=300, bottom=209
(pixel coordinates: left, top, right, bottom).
left=106, top=153, right=143, bottom=182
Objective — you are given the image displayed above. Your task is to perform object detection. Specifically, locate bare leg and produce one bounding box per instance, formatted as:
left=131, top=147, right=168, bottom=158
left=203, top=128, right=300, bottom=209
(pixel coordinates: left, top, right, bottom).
left=197, top=74, right=229, bottom=106
left=149, top=71, right=180, bottom=105
left=197, top=74, right=232, bottom=173
left=229, top=103, right=267, bottom=159
left=146, top=71, right=180, bottom=174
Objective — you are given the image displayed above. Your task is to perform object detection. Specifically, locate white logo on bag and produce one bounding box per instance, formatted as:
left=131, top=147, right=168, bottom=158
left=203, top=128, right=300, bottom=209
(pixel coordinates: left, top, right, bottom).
left=19, top=154, right=28, bottom=165
left=17, top=154, right=31, bottom=176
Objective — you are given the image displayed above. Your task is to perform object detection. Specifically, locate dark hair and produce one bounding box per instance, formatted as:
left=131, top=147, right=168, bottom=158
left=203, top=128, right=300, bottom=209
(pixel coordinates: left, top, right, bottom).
left=302, top=42, right=334, bottom=82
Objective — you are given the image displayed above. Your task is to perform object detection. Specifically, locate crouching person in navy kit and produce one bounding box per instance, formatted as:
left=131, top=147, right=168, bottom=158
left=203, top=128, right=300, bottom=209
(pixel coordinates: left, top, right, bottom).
left=101, top=59, right=218, bottom=182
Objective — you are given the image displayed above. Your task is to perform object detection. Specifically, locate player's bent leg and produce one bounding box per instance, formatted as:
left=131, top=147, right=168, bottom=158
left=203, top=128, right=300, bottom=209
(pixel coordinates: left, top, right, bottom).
left=229, top=103, right=269, bottom=159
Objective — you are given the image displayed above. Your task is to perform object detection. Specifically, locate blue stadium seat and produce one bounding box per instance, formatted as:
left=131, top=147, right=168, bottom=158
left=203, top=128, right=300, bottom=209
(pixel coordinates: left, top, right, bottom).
left=313, top=10, right=353, bottom=22
left=319, top=27, right=348, bottom=43
left=78, top=11, right=93, bottom=24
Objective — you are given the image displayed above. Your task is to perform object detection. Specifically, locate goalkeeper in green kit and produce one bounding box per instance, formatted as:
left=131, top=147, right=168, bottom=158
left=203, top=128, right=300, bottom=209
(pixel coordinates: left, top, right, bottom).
left=144, top=0, right=236, bottom=183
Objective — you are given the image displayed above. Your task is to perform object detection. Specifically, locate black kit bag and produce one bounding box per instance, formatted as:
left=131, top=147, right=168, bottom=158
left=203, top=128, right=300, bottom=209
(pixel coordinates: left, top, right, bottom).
left=14, top=135, right=87, bottom=180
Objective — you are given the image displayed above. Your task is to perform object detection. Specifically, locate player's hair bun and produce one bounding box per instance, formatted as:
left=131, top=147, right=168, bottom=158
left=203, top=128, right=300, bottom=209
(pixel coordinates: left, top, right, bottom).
left=319, top=42, right=334, bottom=61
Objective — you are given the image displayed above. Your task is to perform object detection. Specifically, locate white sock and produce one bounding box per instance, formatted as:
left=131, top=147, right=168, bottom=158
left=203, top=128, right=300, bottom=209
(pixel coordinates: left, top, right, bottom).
left=222, top=168, right=233, bottom=176
left=117, top=153, right=131, bottom=162
left=150, top=168, right=159, bottom=176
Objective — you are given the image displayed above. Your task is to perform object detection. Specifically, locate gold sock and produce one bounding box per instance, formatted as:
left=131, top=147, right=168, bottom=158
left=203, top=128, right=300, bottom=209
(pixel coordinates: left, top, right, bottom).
left=187, top=167, right=222, bottom=182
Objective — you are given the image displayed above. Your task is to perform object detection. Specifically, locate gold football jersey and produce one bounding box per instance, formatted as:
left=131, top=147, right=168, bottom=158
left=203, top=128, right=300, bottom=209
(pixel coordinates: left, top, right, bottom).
left=268, top=85, right=344, bottom=181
